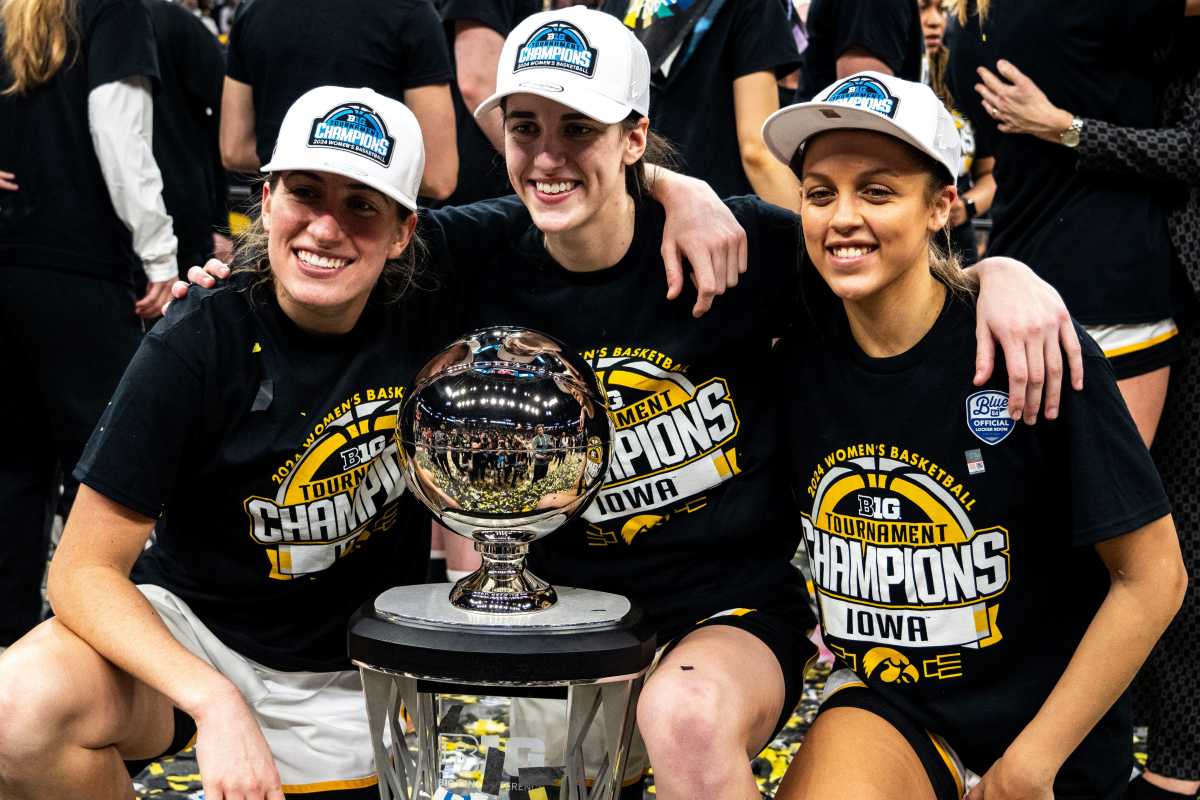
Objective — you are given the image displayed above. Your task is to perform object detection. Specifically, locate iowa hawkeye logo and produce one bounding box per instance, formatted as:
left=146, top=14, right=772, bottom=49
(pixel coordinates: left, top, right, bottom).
left=803, top=444, right=1008, bottom=678
left=244, top=392, right=407, bottom=580
left=583, top=354, right=740, bottom=542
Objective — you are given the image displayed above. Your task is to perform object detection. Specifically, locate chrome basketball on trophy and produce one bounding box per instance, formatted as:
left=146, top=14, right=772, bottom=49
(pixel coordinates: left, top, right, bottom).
left=397, top=326, right=612, bottom=613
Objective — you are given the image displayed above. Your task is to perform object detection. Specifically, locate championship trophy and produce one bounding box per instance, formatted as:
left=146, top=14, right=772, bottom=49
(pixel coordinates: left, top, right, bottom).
left=349, top=327, right=657, bottom=800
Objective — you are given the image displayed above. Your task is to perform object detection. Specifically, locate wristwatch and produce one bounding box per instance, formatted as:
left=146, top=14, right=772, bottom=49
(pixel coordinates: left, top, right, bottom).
left=963, top=196, right=978, bottom=220
left=1060, top=115, right=1083, bottom=148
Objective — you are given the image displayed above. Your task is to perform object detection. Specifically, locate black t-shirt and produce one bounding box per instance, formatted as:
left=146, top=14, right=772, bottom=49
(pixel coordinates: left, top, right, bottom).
left=436, top=0, right=538, bottom=207
left=946, top=0, right=1179, bottom=324
left=795, top=0, right=923, bottom=102
left=459, top=196, right=814, bottom=641
left=227, top=0, right=453, bottom=167
left=144, top=0, right=227, bottom=272
left=0, top=0, right=159, bottom=283
left=603, top=0, right=801, bottom=199
left=785, top=292, right=1169, bottom=797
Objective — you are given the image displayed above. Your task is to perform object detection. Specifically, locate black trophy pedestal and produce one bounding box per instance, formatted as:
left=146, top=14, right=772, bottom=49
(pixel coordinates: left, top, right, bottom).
left=349, top=584, right=657, bottom=800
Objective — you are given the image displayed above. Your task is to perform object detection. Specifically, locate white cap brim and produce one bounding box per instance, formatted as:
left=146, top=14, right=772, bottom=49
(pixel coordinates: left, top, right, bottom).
left=763, top=102, right=954, bottom=181
left=475, top=80, right=633, bottom=125
left=260, top=156, right=419, bottom=212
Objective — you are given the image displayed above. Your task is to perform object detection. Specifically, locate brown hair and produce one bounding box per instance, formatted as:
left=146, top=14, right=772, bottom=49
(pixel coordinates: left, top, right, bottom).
left=231, top=173, right=427, bottom=304
left=620, top=111, right=678, bottom=199
left=2, top=0, right=79, bottom=95
left=790, top=134, right=977, bottom=298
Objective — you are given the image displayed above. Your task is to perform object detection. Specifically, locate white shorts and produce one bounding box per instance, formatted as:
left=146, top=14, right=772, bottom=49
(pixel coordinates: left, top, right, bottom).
left=139, top=584, right=378, bottom=794
left=1083, top=318, right=1179, bottom=379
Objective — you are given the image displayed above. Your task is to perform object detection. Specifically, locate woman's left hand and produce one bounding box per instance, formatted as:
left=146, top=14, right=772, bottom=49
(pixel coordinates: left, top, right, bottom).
left=966, top=755, right=1055, bottom=800
left=973, top=256, right=1083, bottom=423
left=975, top=60, right=1074, bottom=143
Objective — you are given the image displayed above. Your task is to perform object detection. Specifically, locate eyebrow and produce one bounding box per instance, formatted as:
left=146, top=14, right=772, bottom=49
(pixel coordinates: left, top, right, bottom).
left=802, top=167, right=905, bottom=182
left=505, top=110, right=592, bottom=122
left=290, top=171, right=386, bottom=199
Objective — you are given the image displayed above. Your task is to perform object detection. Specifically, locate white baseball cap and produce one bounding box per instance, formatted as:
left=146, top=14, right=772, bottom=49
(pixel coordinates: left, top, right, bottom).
left=474, top=7, right=650, bottom=125
left=762, top=72, right=960, bottom=182
left=261, top=86, right=424, bottom=211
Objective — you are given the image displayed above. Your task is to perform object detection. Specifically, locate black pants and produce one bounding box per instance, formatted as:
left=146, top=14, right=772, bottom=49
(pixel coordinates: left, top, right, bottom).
left=0, top=267, right=142, bottom=645
left=1138, top=320, right=1200, bottom=779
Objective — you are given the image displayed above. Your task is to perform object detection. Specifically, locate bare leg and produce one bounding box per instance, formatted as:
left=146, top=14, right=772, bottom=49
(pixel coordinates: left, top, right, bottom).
left=1118, top=366, right=1170, bottom=447
left=0, top=619, right=176, bottom=799
left=775, top=706, right=936, bottom=800
left=1142, top=772, right=1200, bottom=795
left=637, top=626, right=785, bottom=800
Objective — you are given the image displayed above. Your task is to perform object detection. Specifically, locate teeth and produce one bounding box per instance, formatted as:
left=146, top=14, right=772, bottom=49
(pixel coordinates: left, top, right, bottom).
left=832, top=246, right=873, bottom=258
left=536, top=181, right=576, bottom=195
left=296, top=250, right=348, bottom=270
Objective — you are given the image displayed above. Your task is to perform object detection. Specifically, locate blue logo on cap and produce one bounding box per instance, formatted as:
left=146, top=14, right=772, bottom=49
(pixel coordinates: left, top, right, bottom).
left=308, top=103, right=394, bottom=166
left=965, top=390, right=1014, bottom=445
left=515, top=22, right=597, bottom=78
left=825, top=76, right=899, bottom=118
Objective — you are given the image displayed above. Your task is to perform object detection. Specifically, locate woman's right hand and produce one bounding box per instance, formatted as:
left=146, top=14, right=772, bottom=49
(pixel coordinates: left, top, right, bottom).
left=169, top=258, right=232, bottom=303
left=193, top=694, right=285, bottom=800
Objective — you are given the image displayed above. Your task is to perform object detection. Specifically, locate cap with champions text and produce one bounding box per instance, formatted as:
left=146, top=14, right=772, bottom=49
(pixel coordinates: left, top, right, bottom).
left=762, top=71, right=960, bottom=182
left=261, top=86, right=424, bottom=212
left=474, top=6, right=651, bottom=125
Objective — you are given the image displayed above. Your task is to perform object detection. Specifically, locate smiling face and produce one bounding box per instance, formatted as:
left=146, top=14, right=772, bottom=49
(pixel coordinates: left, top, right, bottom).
left=262, top=171, right=415, bottom=333
left=503, top=94, right=647, bottom=238
left=798, top=130, right=953, bottom=305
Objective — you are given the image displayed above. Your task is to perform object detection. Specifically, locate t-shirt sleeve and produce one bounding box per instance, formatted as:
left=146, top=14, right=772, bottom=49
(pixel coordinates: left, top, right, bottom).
left=831, top=0, right=916, bottom=74
left=420, top=195, right=530, bottom=278
left=1056, top=332, right=1170, bottom=546
left=730, top=196, right=802, bottom=336
left=439, top=0, right=516, bottom=34
left=73, top=332, right=202, bottom=519
left=729, top=0, right=803, bottom=80
left=395, top=0, right=455, bottom=89
left=225, top=1, right=254, bottom=83
left=85, top=0, right=159, bottom=91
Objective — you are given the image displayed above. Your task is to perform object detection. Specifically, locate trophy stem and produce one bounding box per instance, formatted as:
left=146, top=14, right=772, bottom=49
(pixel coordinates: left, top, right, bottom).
left=448, top=539, right=558, bottom=613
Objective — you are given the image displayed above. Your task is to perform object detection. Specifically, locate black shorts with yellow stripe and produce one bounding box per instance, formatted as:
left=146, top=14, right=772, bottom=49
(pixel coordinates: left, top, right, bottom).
left=818, top=670, right=971, bottom=800
left=1084, top=318, right=1181, bottom=379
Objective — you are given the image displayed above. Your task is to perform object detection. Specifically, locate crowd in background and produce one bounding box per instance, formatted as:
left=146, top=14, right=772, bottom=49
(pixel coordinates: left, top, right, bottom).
left=2, top=0, right=1199, bottom=797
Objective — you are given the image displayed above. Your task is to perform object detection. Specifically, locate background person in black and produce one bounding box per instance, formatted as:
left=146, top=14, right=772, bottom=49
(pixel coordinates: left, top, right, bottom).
left=794, top=0, right=924, bottom=102
left=763, top=72, right=1185, bottom=800
left=603, top=0, right=805, bottom=210
left=0, top=0, right=176, bottom=649
left=145, top=0, right=231, bottom=275
left=437, top=0, right=539, bottom=206
left=220, top=0, right=459, bottom=203
left=946, top=0, right=1200, bottom=449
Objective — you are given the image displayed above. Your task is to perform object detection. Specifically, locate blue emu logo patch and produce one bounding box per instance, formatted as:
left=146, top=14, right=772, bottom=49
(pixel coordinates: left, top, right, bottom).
left=826, top=76, right=899, bottom=118
left=515, top=22, right=598, bottom=77
left=965, top=390, right=1014, bottom=445
left=308, top=103, right=395, bottom=166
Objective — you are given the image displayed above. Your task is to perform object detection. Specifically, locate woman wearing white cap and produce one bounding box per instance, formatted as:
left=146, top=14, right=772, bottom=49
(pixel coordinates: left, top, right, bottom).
left=763, top=73, right=1185, bottom=800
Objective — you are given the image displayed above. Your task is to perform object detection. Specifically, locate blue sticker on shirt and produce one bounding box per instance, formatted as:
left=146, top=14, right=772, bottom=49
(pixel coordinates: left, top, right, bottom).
left=515, top=21, right=598, bottom=77
left=965, top=390, right=1014, bottom=445
left=825, top=76, right=899, bottom=118
left=308, top=103, right=394, bottom=166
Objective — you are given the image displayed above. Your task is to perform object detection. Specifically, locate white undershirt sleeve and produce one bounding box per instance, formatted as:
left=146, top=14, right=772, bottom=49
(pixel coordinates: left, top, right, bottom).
left=88, top=77, right=179, bottom=283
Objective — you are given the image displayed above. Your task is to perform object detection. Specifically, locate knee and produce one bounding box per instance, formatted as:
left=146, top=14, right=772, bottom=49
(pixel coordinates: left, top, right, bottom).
left=637, top=669, right=731, bottom=757
left=0, top=638, right=84, bottom=776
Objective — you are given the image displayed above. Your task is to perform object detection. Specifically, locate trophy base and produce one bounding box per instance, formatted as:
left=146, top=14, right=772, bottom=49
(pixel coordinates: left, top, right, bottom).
left=449, top=566, right=556, bottom=613
left=375, top=584, right=632, bottom=630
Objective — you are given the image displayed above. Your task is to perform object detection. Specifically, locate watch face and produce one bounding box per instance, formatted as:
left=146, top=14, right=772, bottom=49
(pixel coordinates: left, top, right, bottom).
left=1062, top=127, right=1081, bottom=148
